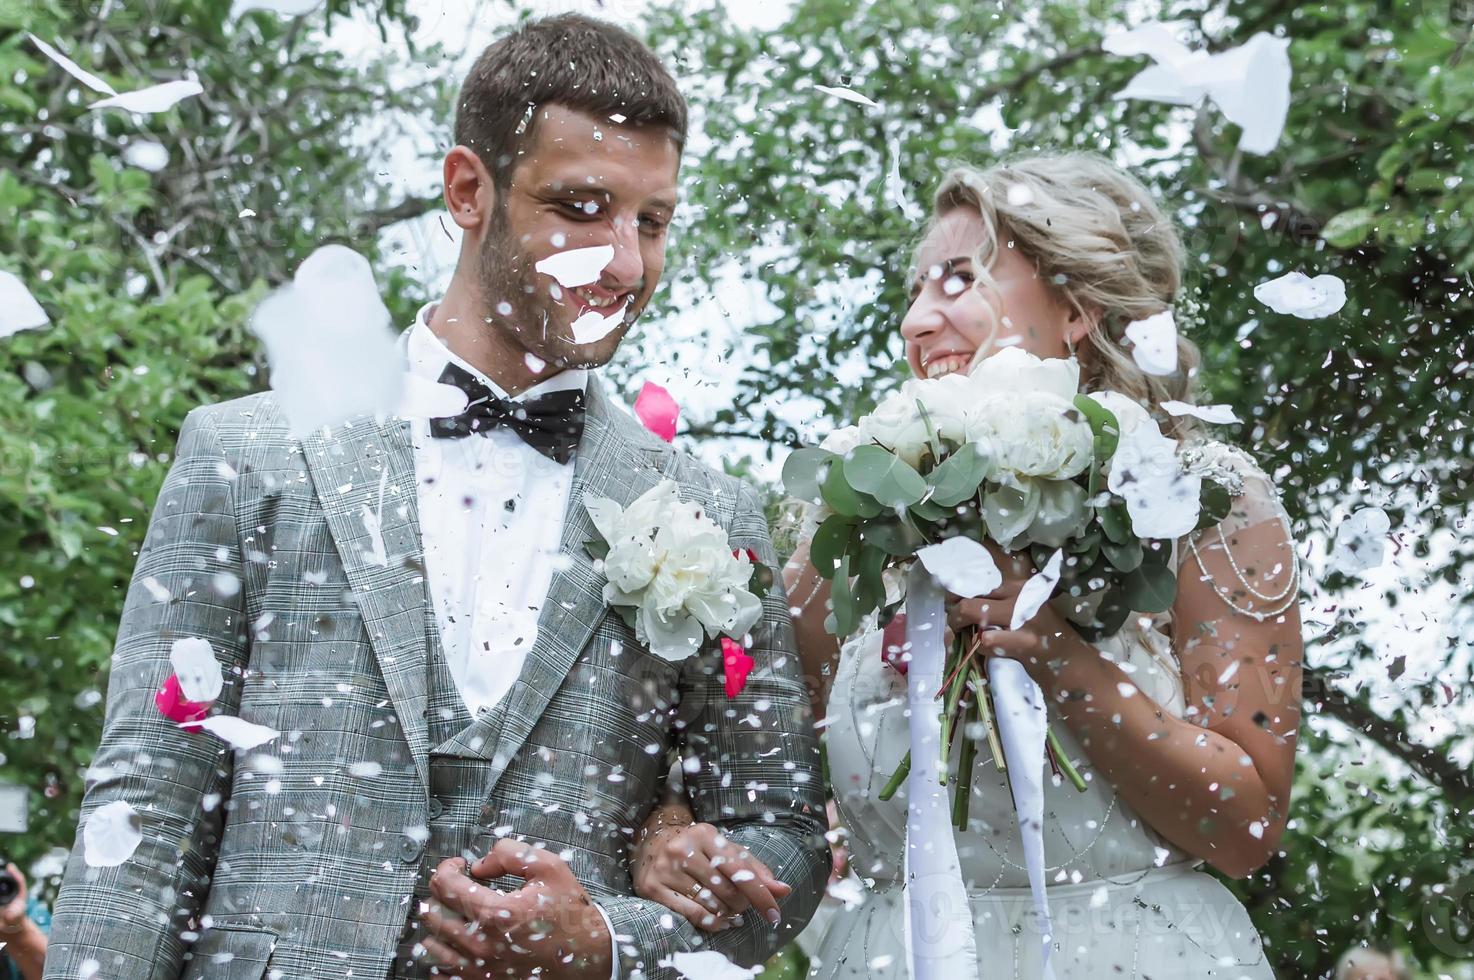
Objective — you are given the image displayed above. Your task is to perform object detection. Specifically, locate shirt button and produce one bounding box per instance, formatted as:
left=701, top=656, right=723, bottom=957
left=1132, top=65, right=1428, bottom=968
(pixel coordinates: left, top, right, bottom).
left=428, top=798, right=445, bottom=820
left=399, top=835, right=424, bottom=864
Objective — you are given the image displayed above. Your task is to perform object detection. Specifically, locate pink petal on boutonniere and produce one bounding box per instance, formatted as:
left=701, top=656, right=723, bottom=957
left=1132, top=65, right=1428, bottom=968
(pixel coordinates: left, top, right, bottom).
left=881, top=613, right=909, bottom=676
left=155, top=674, right=212, bottom=729
left=721, top=637, right=756, bottom=699
left=634, top=381, right=679, bottom=443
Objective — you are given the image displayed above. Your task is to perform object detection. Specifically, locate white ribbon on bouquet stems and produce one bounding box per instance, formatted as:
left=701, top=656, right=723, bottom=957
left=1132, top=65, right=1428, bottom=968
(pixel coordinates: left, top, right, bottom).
left=902, top=564, right=1057, bottom=980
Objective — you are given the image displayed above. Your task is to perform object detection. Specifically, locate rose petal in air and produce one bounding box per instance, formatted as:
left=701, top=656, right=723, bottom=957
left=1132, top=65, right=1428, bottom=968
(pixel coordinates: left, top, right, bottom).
left=671, top=950, right=758, bottom=980
left=91, top=79, right=204, bottom=114
left=634, top=381, right=679, bottom=442
left=721, top=637, right=755, bottom=699
left=195, top=715, right=281, bottom=750
left=155, top=674, right=212, bottom=728
left=1010, top=549, right=1064, bottom=630
left=813, top=84, right=878, bottom=108
left=1161, top=400, right=1240, bottom=425
left=0, top=271, right=51, bottom=339
left=26, top=33, right=118, bottom=95
left=169, top=636, right=224, bottom=703
left=83, top=800, right=142, bottom=868
left=1328, top=506, right=1391, bottom=575
left=1123, top=311, right=1178, bottom=376
left=1253, top=271, right=1347, bottom=319
left=917, top=537, right=1002, bottom=599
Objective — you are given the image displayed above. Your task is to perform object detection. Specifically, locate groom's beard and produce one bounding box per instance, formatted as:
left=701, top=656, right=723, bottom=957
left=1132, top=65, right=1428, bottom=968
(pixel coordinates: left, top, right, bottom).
left=474, top=205, right=635, bottom=372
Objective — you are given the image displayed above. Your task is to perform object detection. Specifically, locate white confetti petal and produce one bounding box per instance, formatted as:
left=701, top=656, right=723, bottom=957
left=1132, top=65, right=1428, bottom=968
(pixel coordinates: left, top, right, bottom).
left=169, top=636, right=223, bottom=703
left=83, top=800, right=141, bottom=868
left=1123, top=310, right=1178, bottom=376
left=249, top=245, right=403, bottom=436
left=91, top=79, right=204, bottom=114
left=26, top=33, right=118, bottom=96
left=348, top=761, right=382, bottom=778
left=534, top=245, right=614, bottom=288
left=1010, top=549, right=1064, bottom=630
left=122, top=141, right=170, bottom=172
left=885, top=135, right=922, bottom=222
left=570, top=302, right=629, bottom=345
left=1328, top=507, right=1391, bottom=576
left=1253, top=271, right=1347, bottom=319
left=814, top=84, right=879, bottom=108
left=916, top=536, right=1002, bottom=599
left=826, top=874, right=868, bottom=910
left=1161, top=400, right=1240, bottom=424
left=1107, top=423, right=1202, bottom=539
left=671, top=950, right=758, bottom=980
left=1106, top=24, right=1291, bottom=155
left=0, top=271, right=51, bottom=339
left=195, top=715, right=280, bottom=750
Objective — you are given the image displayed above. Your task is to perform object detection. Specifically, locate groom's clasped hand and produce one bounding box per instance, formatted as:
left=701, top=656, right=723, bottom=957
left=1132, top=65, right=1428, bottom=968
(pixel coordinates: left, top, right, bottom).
left=419, top=842, right=612, bottom=980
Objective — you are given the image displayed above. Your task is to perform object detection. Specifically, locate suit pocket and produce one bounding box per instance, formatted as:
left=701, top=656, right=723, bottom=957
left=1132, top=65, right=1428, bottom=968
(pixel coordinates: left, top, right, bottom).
left=181, top=924, right=277, bottom=980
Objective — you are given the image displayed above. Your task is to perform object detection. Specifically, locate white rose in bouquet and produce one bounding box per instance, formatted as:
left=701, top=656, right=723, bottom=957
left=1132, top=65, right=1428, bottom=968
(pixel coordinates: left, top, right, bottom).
left=968, top=391, right=1093, bottom=481
left=857, top=386, right=932, bottom=467
left=968, top=345, right=1082, bottom=401
left=587, top=481, right=764, bottom=661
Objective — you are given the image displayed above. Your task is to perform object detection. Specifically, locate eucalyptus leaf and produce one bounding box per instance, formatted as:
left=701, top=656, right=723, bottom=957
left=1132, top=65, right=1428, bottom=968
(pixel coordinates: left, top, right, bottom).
left=860, top=517, right=925, bottom=556
left=831, top=554, right=859, bottom=637
left=822, top=459, right=884, bottom=518
left=925, top=442, right=989, bottom=507
left=1099, top=499, right=1133, bottom=544
left=1121, top=562, right=1178, bottom=613
left=1102, top=537, right=1144, bottom=573
left=781, top=447, right=838, bottom=505
left=844, top=444, right=928, bottom=509
left=810, top=516, right=853, bottom=579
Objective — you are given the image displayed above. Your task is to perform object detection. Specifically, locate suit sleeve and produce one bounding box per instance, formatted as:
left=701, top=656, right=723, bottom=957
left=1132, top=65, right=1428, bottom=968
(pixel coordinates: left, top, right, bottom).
left=44, top=408, right=249, bottom=980
left=599, top=482, right=829, bottom=979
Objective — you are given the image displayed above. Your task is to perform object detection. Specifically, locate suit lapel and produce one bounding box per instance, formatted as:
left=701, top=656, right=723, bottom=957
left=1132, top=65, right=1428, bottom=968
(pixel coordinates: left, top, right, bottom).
left=477, top=376, right=670, bottom=791
left=301, top=415, right=434, bottom=793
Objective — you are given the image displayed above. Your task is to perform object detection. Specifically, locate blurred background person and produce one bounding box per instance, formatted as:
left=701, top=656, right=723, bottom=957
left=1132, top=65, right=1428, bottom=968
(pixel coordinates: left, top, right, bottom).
left=0, top=861, right=49, bottom=980
left=1334, top=945, right=1411, bottom=980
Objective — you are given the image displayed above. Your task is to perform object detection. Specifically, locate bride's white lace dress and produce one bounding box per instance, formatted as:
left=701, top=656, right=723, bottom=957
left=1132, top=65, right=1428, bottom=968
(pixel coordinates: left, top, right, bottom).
left=808, top=442, right=1288, bottom=979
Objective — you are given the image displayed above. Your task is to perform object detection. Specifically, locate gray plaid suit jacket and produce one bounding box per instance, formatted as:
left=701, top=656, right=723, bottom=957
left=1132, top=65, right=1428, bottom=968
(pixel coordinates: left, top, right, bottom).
left=43, top=373, right=827, bottom=980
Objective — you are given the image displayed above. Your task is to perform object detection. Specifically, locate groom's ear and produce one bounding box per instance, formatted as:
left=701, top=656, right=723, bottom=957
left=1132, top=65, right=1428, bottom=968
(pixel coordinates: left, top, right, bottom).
left=443, top=145, right=497, bottom=233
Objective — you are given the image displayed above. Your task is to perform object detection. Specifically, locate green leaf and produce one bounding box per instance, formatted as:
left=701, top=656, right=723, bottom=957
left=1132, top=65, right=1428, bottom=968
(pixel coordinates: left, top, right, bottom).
left=585, top=537, right=611, bottom=561
left=1099, top=500, right=1133, bottom=544
left=821, top=459, right=884, bottom=517
left=1072, top=394, right=1121, bottom=460
left=1102, top=537, right=1144, bottom=573
left=859, top=517, right=926, bottom=556
left=781, top=447, right=838, bottom=504
left=1320, top=205, right=1378, bottom=248
left=925, top=442, right=989, bottom=507
left=810, top=516, right=853, bottom=579
left=844, top=445, right=928, bottom=509
left=831, top=555, right=859, bottom=636
left=854, top=545, right=887, bottom=618
left=1121, top=562, right=1177, bottom=613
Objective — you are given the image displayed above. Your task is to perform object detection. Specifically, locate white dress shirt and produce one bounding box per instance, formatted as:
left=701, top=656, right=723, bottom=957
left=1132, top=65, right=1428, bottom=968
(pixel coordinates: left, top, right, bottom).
left=405, top=310, right=622, bottom=979
left=406, top=314, right=586, bottom=720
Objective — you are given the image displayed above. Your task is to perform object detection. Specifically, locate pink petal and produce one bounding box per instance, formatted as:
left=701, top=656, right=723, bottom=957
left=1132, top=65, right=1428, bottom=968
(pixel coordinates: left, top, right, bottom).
left=634, top=381, right=679, bottom=443
left=155, top=674, right=212, bottom=728
left=721, top=637, right=756, bottom=699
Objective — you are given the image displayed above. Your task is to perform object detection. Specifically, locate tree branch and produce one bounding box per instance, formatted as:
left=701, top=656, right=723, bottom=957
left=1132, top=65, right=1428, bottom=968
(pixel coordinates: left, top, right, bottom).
left=352, top=193, right=443, bottom=236
left=1306, top=665, right=1474, bottom=808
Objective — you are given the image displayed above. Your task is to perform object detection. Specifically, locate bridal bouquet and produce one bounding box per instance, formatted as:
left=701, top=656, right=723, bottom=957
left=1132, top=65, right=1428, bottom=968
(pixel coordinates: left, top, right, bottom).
left=783, top=348, right=1232, bottom=826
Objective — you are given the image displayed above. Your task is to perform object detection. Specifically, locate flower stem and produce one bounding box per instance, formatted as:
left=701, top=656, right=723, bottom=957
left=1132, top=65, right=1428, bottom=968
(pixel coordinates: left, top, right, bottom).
left=1047, top=725, right=1088, bottom=793
left=970, top=662, right=1007, bottom=773
left=953, top=686, right=979, bottom=830
left=878, top=751, right=911, bottom=801
left=939, top=645, right=970, bottom=786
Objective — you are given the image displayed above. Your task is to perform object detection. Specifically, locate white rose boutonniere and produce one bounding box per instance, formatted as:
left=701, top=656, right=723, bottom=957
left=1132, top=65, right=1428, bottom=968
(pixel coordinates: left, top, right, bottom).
left=584, top=481, right=772, bottom=682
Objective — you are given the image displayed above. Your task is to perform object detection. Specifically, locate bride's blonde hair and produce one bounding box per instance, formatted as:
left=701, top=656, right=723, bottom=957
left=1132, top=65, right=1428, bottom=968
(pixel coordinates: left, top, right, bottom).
left=925, top=152, right=1201, bottom=440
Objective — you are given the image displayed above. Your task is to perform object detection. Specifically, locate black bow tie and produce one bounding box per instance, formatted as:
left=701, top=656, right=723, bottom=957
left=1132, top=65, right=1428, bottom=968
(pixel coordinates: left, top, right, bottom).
left=427, top=361, right=585, bottom=465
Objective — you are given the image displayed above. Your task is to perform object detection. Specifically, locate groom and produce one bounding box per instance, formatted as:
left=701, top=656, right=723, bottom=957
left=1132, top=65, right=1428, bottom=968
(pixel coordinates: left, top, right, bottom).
left=43, top=14, right=826, bottom=980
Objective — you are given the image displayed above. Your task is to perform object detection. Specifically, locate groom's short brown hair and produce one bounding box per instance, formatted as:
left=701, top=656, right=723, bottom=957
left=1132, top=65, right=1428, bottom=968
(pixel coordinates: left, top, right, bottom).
left=454, top=14, right=688, bottom=191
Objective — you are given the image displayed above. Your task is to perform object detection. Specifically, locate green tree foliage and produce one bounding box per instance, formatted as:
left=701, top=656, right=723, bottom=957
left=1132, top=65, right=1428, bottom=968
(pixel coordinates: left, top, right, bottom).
left=0, top=0, right=439, bottom=871
left=640, top=1, right=1473, bottom=975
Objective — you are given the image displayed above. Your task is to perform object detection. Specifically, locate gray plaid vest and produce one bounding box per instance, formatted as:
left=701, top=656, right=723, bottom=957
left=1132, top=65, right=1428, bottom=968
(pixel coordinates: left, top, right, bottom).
left=391, top=606, right=490, bottom=978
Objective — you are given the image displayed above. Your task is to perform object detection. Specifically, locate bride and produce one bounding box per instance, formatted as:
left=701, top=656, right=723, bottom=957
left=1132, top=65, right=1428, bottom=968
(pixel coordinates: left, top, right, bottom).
left=630, top=153, right=1303, bottom=978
